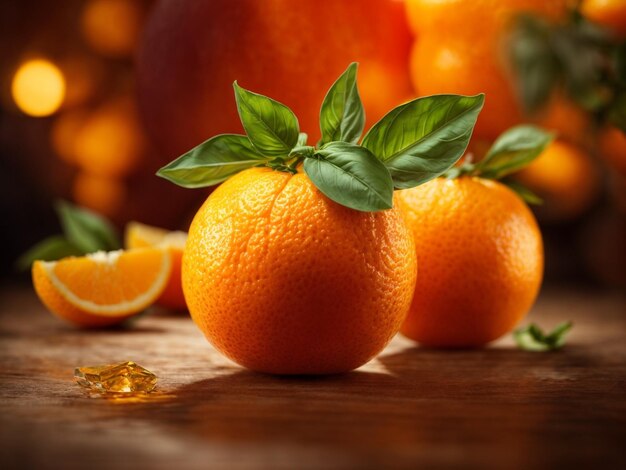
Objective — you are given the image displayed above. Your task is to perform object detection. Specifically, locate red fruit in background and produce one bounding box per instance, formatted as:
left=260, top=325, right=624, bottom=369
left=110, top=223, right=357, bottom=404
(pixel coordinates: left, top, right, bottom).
left=137, top=0, right=412, bottom=158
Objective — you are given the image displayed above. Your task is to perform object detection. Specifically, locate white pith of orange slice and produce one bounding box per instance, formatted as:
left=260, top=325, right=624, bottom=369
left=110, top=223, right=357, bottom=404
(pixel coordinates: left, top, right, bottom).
left=32, top=248, right=172, bottom=327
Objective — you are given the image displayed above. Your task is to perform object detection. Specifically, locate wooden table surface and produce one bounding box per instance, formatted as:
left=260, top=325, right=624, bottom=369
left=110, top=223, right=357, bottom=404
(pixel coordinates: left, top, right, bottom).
left=0, top=284, right=624, bottom=469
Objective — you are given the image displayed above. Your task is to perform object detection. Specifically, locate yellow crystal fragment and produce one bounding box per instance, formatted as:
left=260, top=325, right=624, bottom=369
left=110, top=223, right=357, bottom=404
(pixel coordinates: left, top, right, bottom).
left=74, top=361, right=157, bottom=394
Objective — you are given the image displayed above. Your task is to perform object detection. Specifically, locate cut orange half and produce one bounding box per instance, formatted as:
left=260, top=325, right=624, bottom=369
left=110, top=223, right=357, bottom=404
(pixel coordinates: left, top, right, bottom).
left=32, top=248, right=172, bottom=327
left=125, top=221, right=187, bottom=310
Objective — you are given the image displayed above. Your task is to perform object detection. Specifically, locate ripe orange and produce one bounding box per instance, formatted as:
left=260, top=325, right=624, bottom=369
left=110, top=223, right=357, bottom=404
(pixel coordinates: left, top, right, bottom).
left=533, top=92, right=591, bottom=146
left=410, top=35, right=523, bottom=140
left=515, top=140, right=599, bottom=221
left=405, top=0, right=567, bottom=38
left=408, top=0, right=570, bottom=141
left=395, top=177, right=543, bottom=347
left=183, top=167, right=417, bottom=375
left=32, top=248, right=172, bottom=328
left=137, top=0, right=412, bottom=156
left=125, top=222, right=187, bottom=310
left=580, top=0, right=626, bottom=38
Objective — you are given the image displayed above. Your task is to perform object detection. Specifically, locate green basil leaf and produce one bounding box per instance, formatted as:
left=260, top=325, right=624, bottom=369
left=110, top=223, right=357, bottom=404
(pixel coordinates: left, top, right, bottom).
left=513, top=322, right=573, bottom=351
left=476, top=125, right=553, bottom=179
left=55, top=201, right=120, bottom=253
left=362, top=94, right=484, bottom=189
left=304, top=142, right=393, bottom=212
left=157, top=134, right=267, bottom=188
left=233, top=82, right=299, bottom=156
left=15, top=236, right=82, bottom=271
left=319, top=62, right=365, bottom=145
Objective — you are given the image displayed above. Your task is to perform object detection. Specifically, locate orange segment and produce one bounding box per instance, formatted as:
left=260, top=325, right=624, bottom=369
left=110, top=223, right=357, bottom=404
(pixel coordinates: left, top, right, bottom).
left=124, top=222, right=187, bottom=310
left=32, top=248, right=172, bottom=327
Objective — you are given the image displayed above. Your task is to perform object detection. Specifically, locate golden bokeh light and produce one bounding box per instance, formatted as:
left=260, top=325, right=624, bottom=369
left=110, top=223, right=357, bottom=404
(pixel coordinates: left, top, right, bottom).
left=72, top=172, right=126, bottom=218
left=80, top=0, right=145, bottom=58
left=74, top=97, right=146, bottom=178
left=11, top=59, right=66, bottom=117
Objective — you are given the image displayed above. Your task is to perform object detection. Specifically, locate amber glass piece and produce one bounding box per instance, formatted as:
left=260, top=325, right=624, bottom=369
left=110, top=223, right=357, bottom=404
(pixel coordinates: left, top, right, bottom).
left=74, top=361, right=157, bottom=394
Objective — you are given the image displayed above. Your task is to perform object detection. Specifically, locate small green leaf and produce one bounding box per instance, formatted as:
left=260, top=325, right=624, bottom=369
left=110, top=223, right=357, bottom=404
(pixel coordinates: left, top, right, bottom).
left=304, top=142, right=393, bottom=212
left=362, top=94, right=484, bottom=189
left=319, top=62, right=365, bottom=145
left=233, top=82, right=299, bottom=156
left=476, top=125, right=554, bottom=179
left=55, top=201, right=120, bottom=254
left=15, top=236, right=82, bottom=271
left=502, top=180, right=544, bottom=205
left=514, top=322, right=573, bottom=351
left=157, top=134, right=267, bottom=188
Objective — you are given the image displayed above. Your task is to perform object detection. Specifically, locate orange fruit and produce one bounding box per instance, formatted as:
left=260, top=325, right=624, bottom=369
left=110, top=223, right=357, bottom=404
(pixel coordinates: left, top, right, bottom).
left=405, top=0, right=567, bottom=38
left=580, top=0, right=626, bottom=38
left=32, top=248, right=172, bottom=328
left=533, top=92, right=591, bottom=146
left=125, top=222, right=187, bottom=310
left=515, top=140, right=599, bottom=221
left=395, top=177, right=543, bottom=347
left=598, top=125, right=626, bottom=178
left=137, top=0, right=412, bottom=156
left=408, top=0, right=569, bottom=141
left=410, top=35, right=523, bottom=140
left=183, top=167, right=417, bottom=375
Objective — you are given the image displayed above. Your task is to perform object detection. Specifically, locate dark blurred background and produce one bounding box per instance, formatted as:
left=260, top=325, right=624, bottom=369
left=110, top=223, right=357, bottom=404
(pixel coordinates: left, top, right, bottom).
left=0, top=0, right=624, bottom=288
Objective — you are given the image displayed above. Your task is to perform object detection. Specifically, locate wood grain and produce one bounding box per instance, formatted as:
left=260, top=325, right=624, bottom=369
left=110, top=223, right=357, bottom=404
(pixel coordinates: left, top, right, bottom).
left=0, top=284, right=624, bottom=469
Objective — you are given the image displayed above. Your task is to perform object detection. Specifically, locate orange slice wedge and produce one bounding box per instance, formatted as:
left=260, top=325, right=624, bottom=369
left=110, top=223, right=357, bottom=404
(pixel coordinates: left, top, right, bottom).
left=32, top=248, right=172, bottom=327
left=125, top=221, right=187, bottom=310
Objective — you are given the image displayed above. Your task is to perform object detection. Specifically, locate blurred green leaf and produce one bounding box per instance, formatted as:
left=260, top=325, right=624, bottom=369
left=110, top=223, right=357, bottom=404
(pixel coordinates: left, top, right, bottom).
left=508, top=14, right=559, bottom=113
left=55, top=201, right=120, bottom=253
left=502, top=180, right=543, bottom=205
left=476, top=125, right=554, bottom=179
left=15, top=236, right=82, bottom=272
left=514, top=322, right=573, bottom=351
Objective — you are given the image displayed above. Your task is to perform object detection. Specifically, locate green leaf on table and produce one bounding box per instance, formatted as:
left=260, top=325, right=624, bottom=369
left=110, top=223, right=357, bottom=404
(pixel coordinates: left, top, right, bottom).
left=475, top=125, right=554, bottom=179
left=362, top=94, right=484, bottom=189
left=15, top=236, right=82, bottom=271
left=233, top=82, right=299, bottom=156
left=304, top=142, right=393, bottom=212
left=55, top=201, right=120, bottom=254
left=513, top=321, right=573, bottom=351
left=319, top=62, right=365, bottom=145
left=157, top=134, right=267, bottom=188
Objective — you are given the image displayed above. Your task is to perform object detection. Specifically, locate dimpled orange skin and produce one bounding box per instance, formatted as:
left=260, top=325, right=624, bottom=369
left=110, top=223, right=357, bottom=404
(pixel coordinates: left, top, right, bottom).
left=395, top=177, right=543, bottom=347
left=183, top=167, right=417, bottom=375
